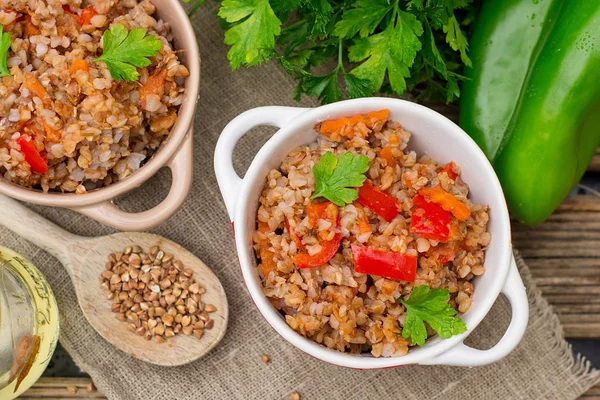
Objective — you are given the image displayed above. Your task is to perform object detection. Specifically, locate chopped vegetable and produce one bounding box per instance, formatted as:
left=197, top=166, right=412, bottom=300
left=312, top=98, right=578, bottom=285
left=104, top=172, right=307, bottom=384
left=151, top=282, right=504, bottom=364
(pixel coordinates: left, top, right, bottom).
left=433, top=241, right=459, bottom=265
left=419, top=186, right=471, bottom=221
left=257, top=222, right=278, bottom=278
left=0, top=24, right=11, bottom=77
left=23, top=15, right=41, bottom=36
left=294, top=205, right=341, bottom=268
left=307, top=201, right=336, bottom=227
left=461, top=0, right=600, bottom=226
left=398, top=285, right=467, bottom=346
left=378, top=146, right=396, bottom=168
left=410, top=194, right=451, bottom=242
left=140, top=67, right=167, bottom=102
left=183, top=0, right=476, bottom=104
left=353, top=202, right=372, bottom=235
left=16, top=136, right=48, bottom=174
left=41, top=119, right=61, bottom=142
left=438, top=162, right=458, bottom=181
left=79, top=6, right=98, bottom=26
left=351, top=244, right=416, bottom=282
left=294, top=232, right=342, bottom=269
left=318, top=109, right=389, bottom=139
left=23, top=74, right=51, bottom=105
left=311, top=152, right=369, bottom=207
left=69, top=59, right=90, bottom=73
left=93, top=24, right=163, bottom=82
left=357, top=181, right=400, bottom=222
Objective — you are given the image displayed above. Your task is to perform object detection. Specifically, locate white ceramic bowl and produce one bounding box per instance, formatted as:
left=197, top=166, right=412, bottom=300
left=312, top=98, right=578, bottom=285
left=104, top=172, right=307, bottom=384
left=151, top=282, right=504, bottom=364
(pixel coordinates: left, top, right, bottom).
left=215, top=98, right=529, bottom=368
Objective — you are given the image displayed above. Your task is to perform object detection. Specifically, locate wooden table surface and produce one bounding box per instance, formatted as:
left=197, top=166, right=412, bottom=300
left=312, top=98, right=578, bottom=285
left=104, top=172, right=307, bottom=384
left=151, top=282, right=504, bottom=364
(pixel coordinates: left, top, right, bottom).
left=20, top=149, right=600, bottom=399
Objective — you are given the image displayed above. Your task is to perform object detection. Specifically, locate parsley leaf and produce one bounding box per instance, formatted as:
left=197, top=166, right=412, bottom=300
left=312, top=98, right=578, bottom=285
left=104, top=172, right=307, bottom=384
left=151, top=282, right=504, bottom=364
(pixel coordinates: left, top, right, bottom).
left=270, top=0, right=303, bottom=15
left=312, top=152, right=369, bottom=207
left=303, top=0, right=335, bottom=40
left=399, top=285, right=467, bottom=346
left=443, top=15, right=472, bottom=67
left=218, top=0, right=282, bottom=69
left=0, top=24, right=12, bottom=78
left=94, top=24, right=162, bottom=82
left=334, top=0, right=394, bottom=39
left=349, top=10, right=423, bottom=94
left=343, top=72, right=375, bottom=99
left=303, top=70, right=343, bottom=105
left=182, top=0, right=477, bottom=104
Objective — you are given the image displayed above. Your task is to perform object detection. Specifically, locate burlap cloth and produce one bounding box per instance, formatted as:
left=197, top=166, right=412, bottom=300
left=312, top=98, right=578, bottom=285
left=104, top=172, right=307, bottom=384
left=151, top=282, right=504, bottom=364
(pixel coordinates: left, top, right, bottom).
left=2, top=3, right=599, bottom=399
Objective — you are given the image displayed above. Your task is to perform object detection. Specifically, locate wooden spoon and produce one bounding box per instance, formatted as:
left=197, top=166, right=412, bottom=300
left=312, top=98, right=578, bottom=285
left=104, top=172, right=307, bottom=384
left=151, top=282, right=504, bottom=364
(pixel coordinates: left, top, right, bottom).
left=0, top=195, right=228, bottom=366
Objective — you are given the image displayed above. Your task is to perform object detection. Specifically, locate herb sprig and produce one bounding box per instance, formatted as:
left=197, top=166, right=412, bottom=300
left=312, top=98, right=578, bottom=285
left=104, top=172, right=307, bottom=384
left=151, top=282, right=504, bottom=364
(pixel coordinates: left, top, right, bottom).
left=312, top=152, right=369, bottom=207
left=399, top=285, right=467, bottom=346
left=0, top=24, right=12, bottom=78
left=94, top=24, right=163, bottom=82
left=184, top=0, right=476, bottom=104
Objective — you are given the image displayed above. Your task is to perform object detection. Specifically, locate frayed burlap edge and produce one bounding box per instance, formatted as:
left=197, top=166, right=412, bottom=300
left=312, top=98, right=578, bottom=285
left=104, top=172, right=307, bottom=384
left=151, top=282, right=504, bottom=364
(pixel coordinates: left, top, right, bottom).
left=514, top=250, right=600, bottom=395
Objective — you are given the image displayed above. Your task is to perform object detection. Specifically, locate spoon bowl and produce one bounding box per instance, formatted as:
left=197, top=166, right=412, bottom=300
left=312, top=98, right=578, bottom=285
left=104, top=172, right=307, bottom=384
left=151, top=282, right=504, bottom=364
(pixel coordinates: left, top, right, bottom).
left=0, top=195, right=228, bottom=366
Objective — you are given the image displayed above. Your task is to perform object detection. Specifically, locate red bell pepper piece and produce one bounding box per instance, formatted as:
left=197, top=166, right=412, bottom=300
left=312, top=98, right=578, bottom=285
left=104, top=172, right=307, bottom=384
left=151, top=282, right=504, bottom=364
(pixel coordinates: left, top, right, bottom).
left=294, top=232, right=341, bottom=269
left=438, top=162, right=458, bottom=181
left=434, top=242, right=459, bottom=264
left=351, top=244, right=417, bottom=282
left=307, top=201, right=335, bottom=226
left=357, top=182, right=400, bottom=222
left=410, top=194, right=451, bottom=242
left=79, top=6, right=97, bottom=26
left=16, top=136, right=47, bottom=174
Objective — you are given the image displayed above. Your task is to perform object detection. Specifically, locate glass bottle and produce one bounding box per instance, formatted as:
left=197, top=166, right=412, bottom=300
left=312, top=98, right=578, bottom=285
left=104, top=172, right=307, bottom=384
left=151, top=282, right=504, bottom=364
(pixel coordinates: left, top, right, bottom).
left=0, top=245, right=59, bottom=399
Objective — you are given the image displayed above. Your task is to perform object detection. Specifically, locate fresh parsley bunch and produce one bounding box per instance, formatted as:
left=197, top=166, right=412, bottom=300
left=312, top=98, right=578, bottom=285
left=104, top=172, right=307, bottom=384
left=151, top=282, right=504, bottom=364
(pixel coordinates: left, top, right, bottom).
left=183, top=0, right=477, bottom=104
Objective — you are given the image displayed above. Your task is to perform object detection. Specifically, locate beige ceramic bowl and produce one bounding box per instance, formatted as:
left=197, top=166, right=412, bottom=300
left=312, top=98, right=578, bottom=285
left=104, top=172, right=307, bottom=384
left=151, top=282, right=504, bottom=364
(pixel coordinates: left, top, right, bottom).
left=0, top=0, right=200, bottom=231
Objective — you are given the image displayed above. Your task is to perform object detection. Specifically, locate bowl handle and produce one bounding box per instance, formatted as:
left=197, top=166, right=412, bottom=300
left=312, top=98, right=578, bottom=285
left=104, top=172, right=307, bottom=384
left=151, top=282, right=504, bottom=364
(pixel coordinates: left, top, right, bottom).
left=214, top=106, right=311, bottom=221
left=72, top=128, right=194, bottom=231
left=420, top=253, right=529, bottom=366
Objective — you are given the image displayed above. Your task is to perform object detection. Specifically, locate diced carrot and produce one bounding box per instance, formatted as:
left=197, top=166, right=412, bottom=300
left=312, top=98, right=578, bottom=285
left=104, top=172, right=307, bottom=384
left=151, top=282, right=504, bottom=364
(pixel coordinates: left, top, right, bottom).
left=257, top=222, right=270, bottom=233
left=379, top=146, right=396, bottom=168
left=69, top=59, right=90, bottom=73
left=419, top=186, right=471, bottom=221
left=23, top=14, right=41, bottom=36
left=140, top=67, right=167, bottom=103
left=79, top=6, right=97, bottom=26
left=23, top=74, right=51, bottom=105
left=257, top=222, right=278, bottom=278
left=318, top=109, right=390, bottom=139
left=389, top=133, right=400, bottom=146
left=353, top=202, right=372, bottom=235
left=41, top=119, right=61, bottom=142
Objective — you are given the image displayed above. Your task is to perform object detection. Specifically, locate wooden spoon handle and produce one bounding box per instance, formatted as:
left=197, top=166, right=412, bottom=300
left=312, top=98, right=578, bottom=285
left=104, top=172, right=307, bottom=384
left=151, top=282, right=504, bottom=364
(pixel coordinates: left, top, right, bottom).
left=0, top=195, right=81, bottom=264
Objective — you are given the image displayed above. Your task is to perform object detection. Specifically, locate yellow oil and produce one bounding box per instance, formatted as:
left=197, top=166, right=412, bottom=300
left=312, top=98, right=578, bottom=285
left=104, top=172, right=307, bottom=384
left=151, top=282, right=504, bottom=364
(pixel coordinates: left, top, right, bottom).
left=0, top=246, right=59, bottom=400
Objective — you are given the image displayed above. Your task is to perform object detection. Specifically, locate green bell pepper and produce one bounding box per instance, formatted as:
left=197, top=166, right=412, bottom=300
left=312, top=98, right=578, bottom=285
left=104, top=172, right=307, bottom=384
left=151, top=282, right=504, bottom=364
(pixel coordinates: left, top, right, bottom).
left=460, top=0, right=600, bottom=226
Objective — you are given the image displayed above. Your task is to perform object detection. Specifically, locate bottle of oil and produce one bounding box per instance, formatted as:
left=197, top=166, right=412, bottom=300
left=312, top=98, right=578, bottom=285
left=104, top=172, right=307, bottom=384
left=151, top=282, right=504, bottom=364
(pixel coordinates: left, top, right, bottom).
left=0, top=246, right=59, bottom=400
